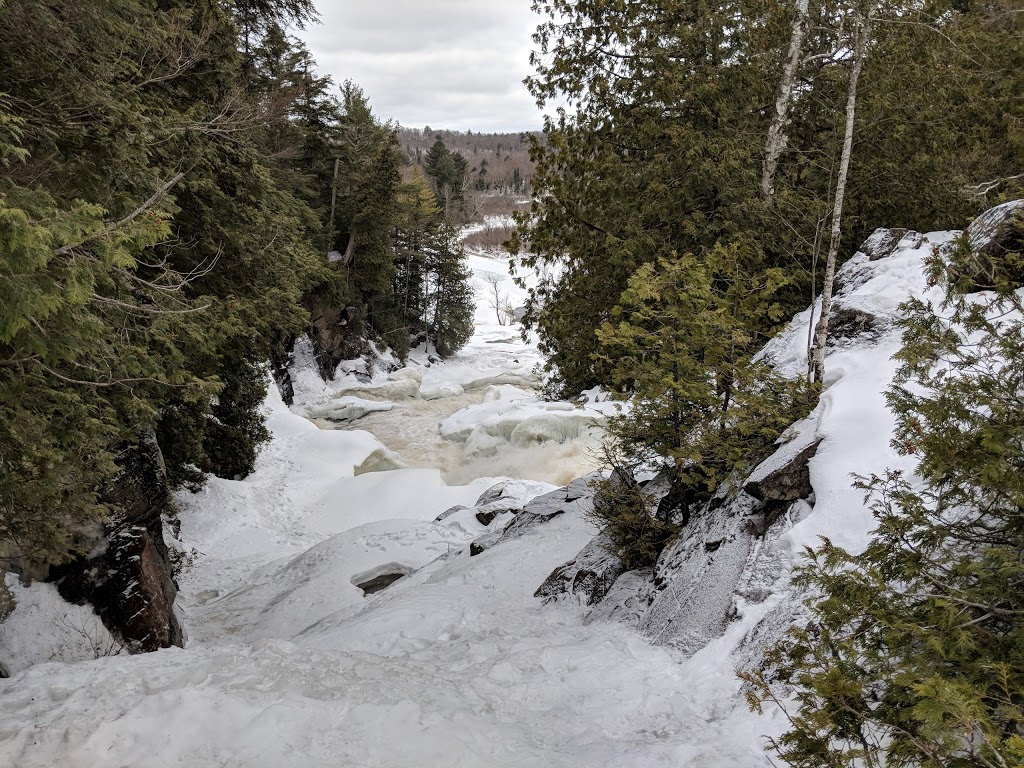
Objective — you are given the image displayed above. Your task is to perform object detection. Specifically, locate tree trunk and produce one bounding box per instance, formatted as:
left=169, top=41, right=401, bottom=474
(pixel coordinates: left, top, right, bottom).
left=341, top=231, right=356, bottom=268
left=328, top=157, right=340, bottom=256
left=810, top=8, right=871, bottom=384
left=761, top=0, right=811, bottom=201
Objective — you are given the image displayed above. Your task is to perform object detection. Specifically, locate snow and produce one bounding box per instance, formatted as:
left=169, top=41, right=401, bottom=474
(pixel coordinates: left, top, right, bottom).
left=759, top=230, right=954, bottom=556
left=0, top=575, right=122, bottom=675
left=0, top=226, right=973, bottom=768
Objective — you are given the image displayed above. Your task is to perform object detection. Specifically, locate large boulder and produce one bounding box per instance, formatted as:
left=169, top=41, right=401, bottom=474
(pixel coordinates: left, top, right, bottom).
left=534, top=533, right=626, bottom=606
left=967, top=199, right=1024, bottom=258
left=744, top=420, right=821, bottom=503
left=862, top=227, right=914, bottom=261
left=958, top=199, right=1024, bottom=290
left=639, top=491, right=763, bottom=655
left=49, top=431, right=183, bottom=652
left=825, top=304, right=891, bottom=347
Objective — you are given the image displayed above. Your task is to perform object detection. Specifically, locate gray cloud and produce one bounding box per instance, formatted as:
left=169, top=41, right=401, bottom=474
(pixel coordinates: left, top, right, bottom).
left=299, top=1, right=542, bottom=132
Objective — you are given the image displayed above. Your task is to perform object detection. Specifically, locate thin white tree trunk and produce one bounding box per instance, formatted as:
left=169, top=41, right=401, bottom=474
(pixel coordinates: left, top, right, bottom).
left=762, top=0, right=811, bottom=200
left=810, top=8, right=871, bottom=383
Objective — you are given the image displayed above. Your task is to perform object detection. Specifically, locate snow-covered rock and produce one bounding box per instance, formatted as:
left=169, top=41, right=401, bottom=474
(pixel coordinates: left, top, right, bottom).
left=300, top=396, right=393, bottom=424
left=534, top=533, right=626, bottom=606
left=743, top=418, right=821, bottom=503
left=8, top=205, right=1018, bottom=768
left=966, top=198, right=1023, bottom=257
left=194, top=520, right=471, bottom=640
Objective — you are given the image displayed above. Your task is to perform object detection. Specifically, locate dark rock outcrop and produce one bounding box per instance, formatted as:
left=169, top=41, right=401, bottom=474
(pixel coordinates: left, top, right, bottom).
left=862, top=227, right=911, bottom=261
left=826, top=304, right=890, bottom=346
left=534, top=534, right=626, bottom=606
left=50, top=431, right=183, bottom=652
left=583, top=568, right=656, bottom=628
left=270, top=336, right=295, bottom=405
left=475, top=508, right=506, bottom=526
left=307, top=304, right=366, bottom=380
left=744, top=425, right=822, bottom=503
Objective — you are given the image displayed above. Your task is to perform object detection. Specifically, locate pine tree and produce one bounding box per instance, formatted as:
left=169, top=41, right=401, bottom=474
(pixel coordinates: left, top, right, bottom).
left=746, top=229, right=1024, bottom=768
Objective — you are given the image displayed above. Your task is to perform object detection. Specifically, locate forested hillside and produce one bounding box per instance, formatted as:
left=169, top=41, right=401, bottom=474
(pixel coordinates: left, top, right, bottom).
left=397, top=127, right=535, bottom=235
left=0, top=0, right=474, bottom=573
left=398, top=127, right=536, bottom=196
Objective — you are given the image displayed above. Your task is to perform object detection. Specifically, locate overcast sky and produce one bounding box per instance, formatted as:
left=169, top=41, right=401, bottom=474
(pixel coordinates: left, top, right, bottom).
left=299, top=1, right=543, bottom=133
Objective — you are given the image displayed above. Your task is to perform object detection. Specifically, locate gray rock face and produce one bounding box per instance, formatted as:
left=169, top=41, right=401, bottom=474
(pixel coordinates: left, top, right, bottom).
left=583, top=569, right=656, bottom=628
left=528, top=414, right=820, bottom=657
left=639, top=492, right=763, bottom=655
left=826, top=304, right=891, bottom=346
left=862, top=227, right=910, bottom=261
left=534, top=534, right=626, bottom=606
left=565, top=472, right=602, bottom=501
left=50, top=431, right=183, bottom=653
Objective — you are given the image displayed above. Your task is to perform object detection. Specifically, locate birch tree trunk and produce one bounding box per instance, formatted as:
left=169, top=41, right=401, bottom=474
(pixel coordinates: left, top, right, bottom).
left=761, top=0, right=811, bottom=200
left=810, top=7, right=872, bottom=383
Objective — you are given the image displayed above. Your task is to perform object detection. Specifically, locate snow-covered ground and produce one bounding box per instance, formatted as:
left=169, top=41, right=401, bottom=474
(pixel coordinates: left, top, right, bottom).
left=0, top=233, right=954, bottom=766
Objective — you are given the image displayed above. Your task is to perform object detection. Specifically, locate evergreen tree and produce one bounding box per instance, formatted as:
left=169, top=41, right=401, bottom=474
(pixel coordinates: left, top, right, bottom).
left=424, top=137, right=469, bottom=221
left=424, top=223, right=475, bottom=358
left=592, top=243, right=815, bottom=559
left=0, top=0, right=340, bottom=562
left=746, top=230, right=1024, bottom=768
left=393, top=172, right=442, bottom=335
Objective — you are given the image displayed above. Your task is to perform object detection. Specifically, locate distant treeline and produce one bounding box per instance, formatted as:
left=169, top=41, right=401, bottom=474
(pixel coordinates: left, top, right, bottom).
left=398, top=127, right=538, bottom=198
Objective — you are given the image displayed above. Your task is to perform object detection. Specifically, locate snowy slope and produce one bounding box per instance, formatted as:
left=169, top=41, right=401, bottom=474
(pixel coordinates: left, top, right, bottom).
left=0, top=228, right=964, bottom=767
